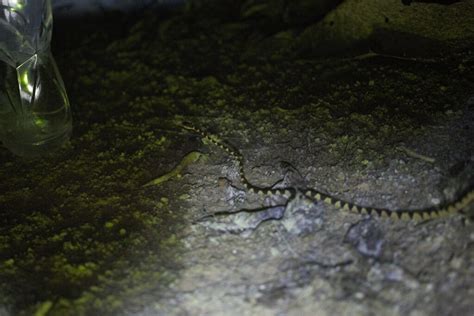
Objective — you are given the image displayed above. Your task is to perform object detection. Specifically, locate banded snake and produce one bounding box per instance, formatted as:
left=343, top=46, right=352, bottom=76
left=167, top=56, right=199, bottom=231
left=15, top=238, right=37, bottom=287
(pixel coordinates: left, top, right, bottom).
left=180, top=122, right=473, bottom=221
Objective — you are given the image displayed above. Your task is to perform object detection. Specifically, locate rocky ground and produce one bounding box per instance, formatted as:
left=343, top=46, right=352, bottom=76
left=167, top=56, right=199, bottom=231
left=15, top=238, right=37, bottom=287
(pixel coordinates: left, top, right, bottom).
left=0, top=3, right=473, bottom=315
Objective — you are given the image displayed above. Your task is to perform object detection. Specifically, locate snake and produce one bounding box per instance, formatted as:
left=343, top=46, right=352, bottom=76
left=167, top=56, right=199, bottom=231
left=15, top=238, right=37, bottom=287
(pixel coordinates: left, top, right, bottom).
left=180, top=122, right=474, bottom=221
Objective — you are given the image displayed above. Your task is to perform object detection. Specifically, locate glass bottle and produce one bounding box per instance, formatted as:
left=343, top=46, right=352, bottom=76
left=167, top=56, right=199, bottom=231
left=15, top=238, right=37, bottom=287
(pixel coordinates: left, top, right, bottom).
left=0, top=0, right=72, bottom=157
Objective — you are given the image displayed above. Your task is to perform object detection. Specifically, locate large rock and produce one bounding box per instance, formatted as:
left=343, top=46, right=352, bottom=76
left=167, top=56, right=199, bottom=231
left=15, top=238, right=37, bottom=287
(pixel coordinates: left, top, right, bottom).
left=297, top=0, right=474, bottom=56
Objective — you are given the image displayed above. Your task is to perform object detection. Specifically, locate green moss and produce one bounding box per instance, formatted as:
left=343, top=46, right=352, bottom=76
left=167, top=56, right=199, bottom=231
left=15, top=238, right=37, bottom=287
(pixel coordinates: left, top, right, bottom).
left=0, top=4, right=472, bottom=314
left=34, top=301, right=53, bottom=316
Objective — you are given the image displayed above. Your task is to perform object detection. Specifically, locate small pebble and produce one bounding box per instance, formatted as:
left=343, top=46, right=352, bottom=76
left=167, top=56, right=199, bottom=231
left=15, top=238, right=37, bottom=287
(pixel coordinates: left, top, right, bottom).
left=450, top=257, right=463, bottom=269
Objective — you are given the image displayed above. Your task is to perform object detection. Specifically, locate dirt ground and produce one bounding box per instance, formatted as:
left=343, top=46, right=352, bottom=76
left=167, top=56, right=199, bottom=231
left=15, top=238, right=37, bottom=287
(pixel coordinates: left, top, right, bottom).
left=0, top=8, right=473, bottom=316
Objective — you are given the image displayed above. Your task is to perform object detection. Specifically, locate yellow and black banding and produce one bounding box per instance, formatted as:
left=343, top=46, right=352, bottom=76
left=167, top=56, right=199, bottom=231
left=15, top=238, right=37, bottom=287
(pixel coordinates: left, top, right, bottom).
left=181, top=122, right=474, bottom=221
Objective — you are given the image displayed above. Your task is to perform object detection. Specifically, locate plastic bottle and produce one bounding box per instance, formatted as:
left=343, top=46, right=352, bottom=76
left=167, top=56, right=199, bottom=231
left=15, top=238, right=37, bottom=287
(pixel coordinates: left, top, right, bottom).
left=0, top=0, right=72, bottom=157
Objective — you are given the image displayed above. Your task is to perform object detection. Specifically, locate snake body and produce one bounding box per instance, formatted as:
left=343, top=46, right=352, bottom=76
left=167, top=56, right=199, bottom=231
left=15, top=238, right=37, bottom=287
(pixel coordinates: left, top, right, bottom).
left=181, top=122, right=474, bottom=221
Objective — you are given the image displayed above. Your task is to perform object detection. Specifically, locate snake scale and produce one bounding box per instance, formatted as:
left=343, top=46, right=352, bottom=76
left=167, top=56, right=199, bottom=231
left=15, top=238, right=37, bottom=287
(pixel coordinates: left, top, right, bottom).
left=181, top=122, right=474, bottom=221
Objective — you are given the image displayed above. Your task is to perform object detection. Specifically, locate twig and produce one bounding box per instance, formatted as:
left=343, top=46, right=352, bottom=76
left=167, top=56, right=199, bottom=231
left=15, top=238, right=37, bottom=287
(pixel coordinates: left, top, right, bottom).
left=397, top=146, right=435, bottom=164
left=352, top=49, right=441, bottom=64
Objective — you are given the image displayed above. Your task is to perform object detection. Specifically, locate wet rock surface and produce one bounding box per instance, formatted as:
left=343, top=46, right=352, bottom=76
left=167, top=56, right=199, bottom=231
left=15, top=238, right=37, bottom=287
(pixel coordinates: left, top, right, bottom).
left=0, top=5, right=473, bottom=315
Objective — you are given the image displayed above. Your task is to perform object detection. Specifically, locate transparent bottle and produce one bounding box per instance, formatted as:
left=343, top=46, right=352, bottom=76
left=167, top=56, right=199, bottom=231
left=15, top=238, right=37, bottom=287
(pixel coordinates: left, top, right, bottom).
left=0, top=0, right=72, bottom=157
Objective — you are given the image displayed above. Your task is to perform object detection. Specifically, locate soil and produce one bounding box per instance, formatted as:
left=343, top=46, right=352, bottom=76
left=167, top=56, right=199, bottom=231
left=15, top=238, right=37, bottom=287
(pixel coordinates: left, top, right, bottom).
left=0, top=9, right=473, bottom=316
